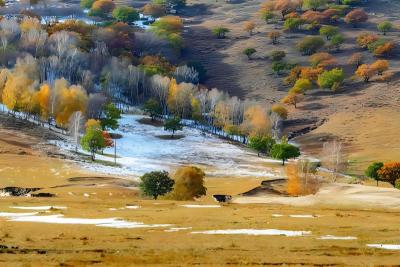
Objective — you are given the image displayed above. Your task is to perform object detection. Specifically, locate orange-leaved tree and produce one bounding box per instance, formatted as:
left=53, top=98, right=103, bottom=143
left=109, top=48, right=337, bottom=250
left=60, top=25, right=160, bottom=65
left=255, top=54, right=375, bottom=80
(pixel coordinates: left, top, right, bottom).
left=378, top=162, right=400, bottom=187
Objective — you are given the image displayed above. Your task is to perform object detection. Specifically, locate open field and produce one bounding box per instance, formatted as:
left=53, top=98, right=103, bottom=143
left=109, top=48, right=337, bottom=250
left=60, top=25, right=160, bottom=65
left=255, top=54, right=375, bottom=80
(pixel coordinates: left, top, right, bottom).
left=0, top=114, right=400, bottom=266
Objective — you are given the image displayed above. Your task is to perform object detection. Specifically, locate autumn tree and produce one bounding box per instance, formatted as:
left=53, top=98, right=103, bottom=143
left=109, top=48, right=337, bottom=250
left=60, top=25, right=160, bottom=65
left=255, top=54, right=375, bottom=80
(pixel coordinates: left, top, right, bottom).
left=344, top=9, right=368, bottom=27
left=282, top=92, right=303, bottom=108
left=355, top=64, right=376, bottom=82
left=271, top=104, right=288, bottom=120
left=243, top=21, right=255, bottom=35
left=169, top=166, right=207, bottom=200
left=348, top=52, right=364, bottom=68
left=268, top=31, right=281, bottom=44
left=291, top=78, right=312, bottom=94
left=356, top=33, right=378, bottom=49
left=373, top=41, right=395, bottom=57
left=142, top=3, right=166, bottom=17
left=309, top=52, right=336, bottom=67
left=274, top=0, right=300, bottom=19
left=371, top=59, right=389, bottom=75
left=89, top=0, right=116, bottom=17
left=377, top=162, right=400, bottom=187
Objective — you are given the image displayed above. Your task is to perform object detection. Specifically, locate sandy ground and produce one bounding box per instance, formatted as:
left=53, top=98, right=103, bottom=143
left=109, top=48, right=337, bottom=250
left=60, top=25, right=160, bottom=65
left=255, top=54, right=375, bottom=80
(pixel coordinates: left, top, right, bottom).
left=0, top=114, right=399, bottom=265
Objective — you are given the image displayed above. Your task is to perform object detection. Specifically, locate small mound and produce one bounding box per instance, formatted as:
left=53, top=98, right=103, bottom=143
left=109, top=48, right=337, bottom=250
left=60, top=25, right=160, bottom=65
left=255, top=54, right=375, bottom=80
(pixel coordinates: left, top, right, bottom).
left=155, top=135, right=185, bottom=140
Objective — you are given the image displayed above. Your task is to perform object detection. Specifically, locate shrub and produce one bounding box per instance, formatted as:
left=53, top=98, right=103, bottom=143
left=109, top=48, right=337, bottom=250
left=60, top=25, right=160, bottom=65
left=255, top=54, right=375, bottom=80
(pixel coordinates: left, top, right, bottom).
left=139, top=171, right=174, bottom=199
left=371, top=59, right=389, bottom=75
left=356, top=33, right=378, bottom=49
left=355, top=64, right=376, bottom=82
left=112, top=6, right=139, bottom=23
left=283, top=18, right=304, bottom=31
left=212, top=27, right=229, bottom=38
left=297, top=36, right=325, bottom=55
left=377, top=21, right=392, bottom=35
left=309, top=52, right=336, bottom=67
left=302, top=0, right=327, bottom=11
left=243, top=48, right=256, bottom=59
left=373, top=41, right=395, bottom=57
left=348, top=52, right=364, bottom=68
left=169, top=166, right=207, bottom=200
left=319, top=25, right=338, bottom=40
left=268, top=31, right=281, bottom=44
left=272, top=61, right=294, bottom=75
left=330, top=34, right=344, bottom=51
left=344, top=8, right=368, bottom=26
left=269, top=50, right=286, bottom=61
left=243, top=21, right=255, bottom=35
left=317, top=68, right=344, bottom=91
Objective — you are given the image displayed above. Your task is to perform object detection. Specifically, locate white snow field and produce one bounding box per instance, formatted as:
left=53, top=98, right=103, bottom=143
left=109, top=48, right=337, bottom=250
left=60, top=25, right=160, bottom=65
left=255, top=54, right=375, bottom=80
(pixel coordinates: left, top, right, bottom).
left=57, top=115, right=283, bottom=178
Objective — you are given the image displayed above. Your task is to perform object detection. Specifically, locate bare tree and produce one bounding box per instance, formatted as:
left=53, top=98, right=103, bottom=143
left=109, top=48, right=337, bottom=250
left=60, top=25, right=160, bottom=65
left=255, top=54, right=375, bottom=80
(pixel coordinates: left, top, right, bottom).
left=321, top=140, right=346, bottom=182
left=173, top=65, right=199, bottom=84
left=68, top=111, right=84, bottom=151
left=86, top=93, right=107, bottom=119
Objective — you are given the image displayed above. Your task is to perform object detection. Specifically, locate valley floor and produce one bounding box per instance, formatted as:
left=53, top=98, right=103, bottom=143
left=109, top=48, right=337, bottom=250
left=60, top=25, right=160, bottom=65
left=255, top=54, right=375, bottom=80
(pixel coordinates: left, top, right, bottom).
left=0, top=114, right=399, bottom=266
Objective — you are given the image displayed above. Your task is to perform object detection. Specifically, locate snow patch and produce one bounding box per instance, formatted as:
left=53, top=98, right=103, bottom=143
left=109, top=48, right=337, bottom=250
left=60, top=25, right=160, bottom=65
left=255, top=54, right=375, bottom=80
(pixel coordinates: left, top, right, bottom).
left=10, top=206, right=66, bottom=210
left=318, top=235, right=357, bottom=240
left=367, top=244, right=400, bottom=250
left=0, top=212, right=38, bottom=217
left=191, top=229, right=311, bottom=236
left=164, top=227, right=192, bottom=232
left=181, top=205, right=221, bottom=208
left=7, top=214, right=171, bottom=229
left=289, top=215, right=317, bottom=218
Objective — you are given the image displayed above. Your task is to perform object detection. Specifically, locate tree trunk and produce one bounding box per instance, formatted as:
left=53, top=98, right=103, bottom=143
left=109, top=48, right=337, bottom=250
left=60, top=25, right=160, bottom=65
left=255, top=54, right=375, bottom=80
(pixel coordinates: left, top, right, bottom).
left=282, top=159, right=285, bottom=166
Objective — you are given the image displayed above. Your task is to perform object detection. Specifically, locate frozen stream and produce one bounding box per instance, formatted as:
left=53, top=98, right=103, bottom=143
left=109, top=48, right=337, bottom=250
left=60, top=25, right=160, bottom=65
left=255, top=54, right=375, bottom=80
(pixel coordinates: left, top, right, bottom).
left=59, top=115, right=284, bottom=178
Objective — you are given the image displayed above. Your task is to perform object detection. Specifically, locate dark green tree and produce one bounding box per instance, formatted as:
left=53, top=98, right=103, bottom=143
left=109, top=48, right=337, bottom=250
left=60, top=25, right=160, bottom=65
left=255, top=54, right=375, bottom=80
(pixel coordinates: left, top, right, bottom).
left=164, top=117, right=183, bottom=137
left=139, top=171, right=174, bottom=199
left=271, top=139, right=300, bottom=165
left=248, top=135, right=276, bottom=156
left=365, top=162, right=384, bottom=186
left=143, top=98, right=162, bottom=120
left=101, top=103, right=121, bottom=130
